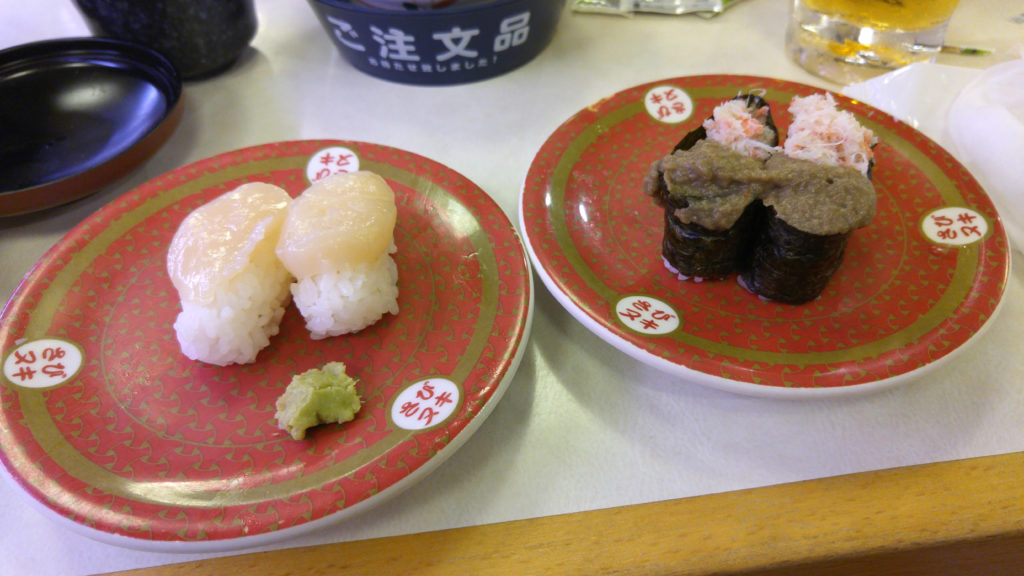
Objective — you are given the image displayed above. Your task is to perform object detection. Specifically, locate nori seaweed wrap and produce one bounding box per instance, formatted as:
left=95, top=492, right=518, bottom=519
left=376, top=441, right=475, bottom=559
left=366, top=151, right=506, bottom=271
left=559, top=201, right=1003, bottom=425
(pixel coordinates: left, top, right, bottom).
left=739, top=209, right=851, bottom=304
left=643, top=94, right=779, bottom=280
left=740, top=154, right=876, bottom=304
left=661, top=195, right=761, bottom=281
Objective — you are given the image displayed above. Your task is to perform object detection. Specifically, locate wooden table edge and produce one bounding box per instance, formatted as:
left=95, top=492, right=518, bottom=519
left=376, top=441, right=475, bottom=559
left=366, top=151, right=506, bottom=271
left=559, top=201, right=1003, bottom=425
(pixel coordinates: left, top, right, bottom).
left=107, top=449, right=1024, bottom=575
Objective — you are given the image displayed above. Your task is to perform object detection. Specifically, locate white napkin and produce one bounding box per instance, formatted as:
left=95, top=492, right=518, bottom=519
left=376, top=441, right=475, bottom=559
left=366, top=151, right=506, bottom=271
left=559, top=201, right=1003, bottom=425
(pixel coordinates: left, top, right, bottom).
left=946, top=59, right=1024, bottom=252
left=843, top=60, right=1024, bottom=253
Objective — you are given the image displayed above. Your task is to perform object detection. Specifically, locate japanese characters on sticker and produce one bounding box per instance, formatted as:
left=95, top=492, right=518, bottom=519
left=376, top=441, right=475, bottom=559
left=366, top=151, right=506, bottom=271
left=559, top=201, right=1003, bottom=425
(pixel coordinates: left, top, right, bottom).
left=389, top=378, right=461, bottom=431
left=307, top=146, right=361, bottom=184
left=3, top=338, right=84, bottom=390
left=921, top=207, right=990, bottom=247
left=643, top=85, right=694, bottom=124
left=616, top=296, right=680, bottom=335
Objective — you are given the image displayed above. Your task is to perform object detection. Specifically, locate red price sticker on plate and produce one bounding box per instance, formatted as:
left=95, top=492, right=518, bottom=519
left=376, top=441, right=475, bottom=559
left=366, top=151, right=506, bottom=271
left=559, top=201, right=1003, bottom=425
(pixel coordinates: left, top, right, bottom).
left=3, top=338, right=84, bottom=389
left=390, top=378, right=461, bottom=431
left=306, top=146, right=360, bottom=183
left=644, top=85, right=694, bottom=124
left=616, top=296, right=680, bottom=335
left=921, top=207, right=989, bottom=246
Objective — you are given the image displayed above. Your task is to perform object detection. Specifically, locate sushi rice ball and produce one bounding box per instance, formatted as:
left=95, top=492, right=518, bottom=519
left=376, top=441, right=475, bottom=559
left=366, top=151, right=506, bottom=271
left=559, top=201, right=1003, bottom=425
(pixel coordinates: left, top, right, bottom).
left=276, top=171, right=399, bottom=339
left=167, top=182, right=293, bottom=366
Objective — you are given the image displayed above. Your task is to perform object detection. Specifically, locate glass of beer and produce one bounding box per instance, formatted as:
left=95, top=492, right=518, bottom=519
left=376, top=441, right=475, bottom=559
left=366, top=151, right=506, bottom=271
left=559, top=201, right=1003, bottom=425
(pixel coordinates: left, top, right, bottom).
left=786, top=0, right=961, bottom=85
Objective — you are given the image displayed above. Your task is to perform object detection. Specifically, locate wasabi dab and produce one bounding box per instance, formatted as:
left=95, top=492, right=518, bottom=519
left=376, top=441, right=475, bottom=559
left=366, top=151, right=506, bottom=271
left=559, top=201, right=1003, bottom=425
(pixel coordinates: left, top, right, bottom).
left=275, top=362, right=362, bottom=440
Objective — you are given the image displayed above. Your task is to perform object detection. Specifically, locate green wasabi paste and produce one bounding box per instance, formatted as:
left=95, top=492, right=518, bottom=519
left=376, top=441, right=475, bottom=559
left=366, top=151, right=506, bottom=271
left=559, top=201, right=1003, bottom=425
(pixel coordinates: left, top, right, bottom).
left=275, top=362, right=362, bottom=440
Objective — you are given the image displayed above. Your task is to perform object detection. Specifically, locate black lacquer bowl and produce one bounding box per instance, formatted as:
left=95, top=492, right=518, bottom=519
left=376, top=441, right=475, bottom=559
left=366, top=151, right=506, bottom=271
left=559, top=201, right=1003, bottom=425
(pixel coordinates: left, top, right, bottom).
left=0, top=38, right=183, bottom=217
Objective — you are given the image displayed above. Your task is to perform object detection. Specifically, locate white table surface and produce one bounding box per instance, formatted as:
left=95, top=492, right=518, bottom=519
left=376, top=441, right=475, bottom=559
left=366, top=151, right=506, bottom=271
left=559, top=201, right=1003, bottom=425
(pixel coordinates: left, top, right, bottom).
left=2, top=1, right=1023, bottom=575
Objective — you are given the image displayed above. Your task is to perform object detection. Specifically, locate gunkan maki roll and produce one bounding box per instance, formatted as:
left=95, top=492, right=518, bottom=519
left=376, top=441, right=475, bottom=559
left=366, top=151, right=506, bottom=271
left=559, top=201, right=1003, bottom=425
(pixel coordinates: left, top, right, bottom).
left=643, top=94, right=779, bottom=280
left=641, top=91, right=877, bottom=304
left=739, top=93, right=877, bottom=304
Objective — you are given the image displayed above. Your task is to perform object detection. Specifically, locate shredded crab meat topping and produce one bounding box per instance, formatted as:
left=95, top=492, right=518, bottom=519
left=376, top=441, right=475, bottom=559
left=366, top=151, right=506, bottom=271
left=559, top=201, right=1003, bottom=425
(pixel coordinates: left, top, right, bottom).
left=783, top=92, right=877, bottom=175
left=703, top=99, right=776, bottom=159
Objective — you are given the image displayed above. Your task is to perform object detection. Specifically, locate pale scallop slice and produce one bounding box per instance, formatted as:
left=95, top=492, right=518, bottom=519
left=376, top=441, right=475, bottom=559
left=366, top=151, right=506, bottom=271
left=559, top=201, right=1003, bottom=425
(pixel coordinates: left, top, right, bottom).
left=275, top=171, right=397, bottom=280
left=167, top=182, right=292, bottom=305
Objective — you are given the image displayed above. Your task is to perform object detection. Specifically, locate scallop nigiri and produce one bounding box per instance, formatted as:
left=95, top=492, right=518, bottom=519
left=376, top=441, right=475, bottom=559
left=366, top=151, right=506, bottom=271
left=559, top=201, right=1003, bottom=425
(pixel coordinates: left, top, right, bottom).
left=167, top=182, right=293, bottom=365
left=276, top=171, right=399, bottom=339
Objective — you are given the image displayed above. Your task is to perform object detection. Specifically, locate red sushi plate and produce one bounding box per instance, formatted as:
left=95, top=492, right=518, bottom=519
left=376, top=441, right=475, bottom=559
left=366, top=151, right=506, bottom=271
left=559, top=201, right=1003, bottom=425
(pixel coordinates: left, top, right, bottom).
left=519, top=75, right=1009, bottom=397
left=0, top=140, right=533, bottom=550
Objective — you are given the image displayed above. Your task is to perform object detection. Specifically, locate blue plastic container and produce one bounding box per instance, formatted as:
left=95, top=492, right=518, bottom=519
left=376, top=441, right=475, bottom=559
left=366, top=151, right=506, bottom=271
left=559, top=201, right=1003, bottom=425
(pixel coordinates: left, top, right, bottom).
left=307, top=0, right=565, bottom=85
